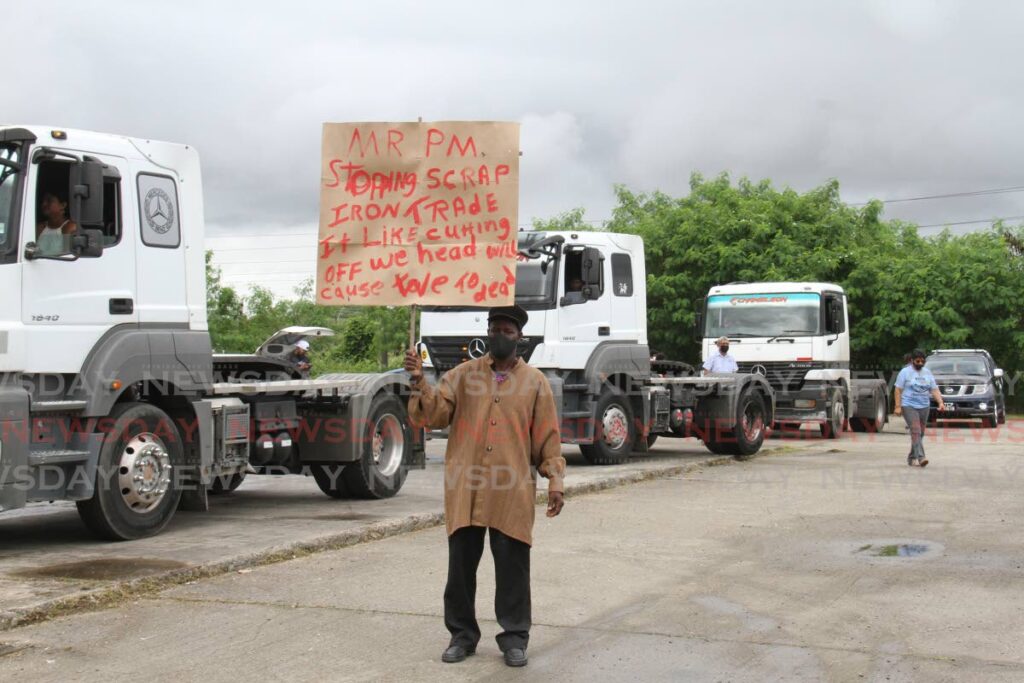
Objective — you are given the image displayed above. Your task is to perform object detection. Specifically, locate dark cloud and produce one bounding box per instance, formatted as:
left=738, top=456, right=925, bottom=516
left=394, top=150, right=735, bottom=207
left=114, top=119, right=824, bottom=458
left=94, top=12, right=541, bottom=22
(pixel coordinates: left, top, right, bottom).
left=8, top=1, right=1022, bottom=295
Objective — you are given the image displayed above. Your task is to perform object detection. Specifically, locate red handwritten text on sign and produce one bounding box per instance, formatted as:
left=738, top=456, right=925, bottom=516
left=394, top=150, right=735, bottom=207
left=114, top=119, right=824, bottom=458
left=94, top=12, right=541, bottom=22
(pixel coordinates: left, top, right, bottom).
left=317, top=122, right=520, bottom=306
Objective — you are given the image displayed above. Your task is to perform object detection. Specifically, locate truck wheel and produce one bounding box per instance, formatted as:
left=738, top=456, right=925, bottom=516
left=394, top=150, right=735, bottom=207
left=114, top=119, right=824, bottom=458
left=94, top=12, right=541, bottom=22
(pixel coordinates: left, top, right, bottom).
left=702, top=389, right=767, bottom=459
left=312, top=464, right=352, bottom=499
left=851, top=390, right=886, bottom=433
left=731, top=389, right=767, bottom=459
left=998, top=404, right=1006, bottom=425
left=820, top=390, right=845, bottom=439
left=580, top=388, right=635, bottom=465
left=342, top=392, right=410, bottom=499
left=76, top=402, right=183, bottom=541
left=209, top=471, right=246, bottom=494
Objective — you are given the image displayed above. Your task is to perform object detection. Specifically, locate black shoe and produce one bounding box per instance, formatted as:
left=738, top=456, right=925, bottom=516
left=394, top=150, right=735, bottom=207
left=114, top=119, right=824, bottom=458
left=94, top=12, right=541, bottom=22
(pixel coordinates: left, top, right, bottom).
left=441, top=645, right=475, bottom=663
left=503, top=648, right=528, bottom=667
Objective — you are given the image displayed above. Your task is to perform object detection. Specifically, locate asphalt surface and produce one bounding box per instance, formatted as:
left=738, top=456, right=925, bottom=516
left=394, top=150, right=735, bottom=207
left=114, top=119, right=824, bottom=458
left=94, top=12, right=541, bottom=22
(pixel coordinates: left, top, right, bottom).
left=0, top=419, right=1021, bottom=681
left=0, top=434, right=788, bottom=629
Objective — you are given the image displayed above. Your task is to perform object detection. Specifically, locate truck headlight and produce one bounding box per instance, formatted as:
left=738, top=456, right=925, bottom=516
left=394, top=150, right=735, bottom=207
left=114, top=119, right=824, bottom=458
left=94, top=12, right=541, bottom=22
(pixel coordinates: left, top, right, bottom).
left=978, top=402, right=988, bottom=411
left=970, top=384, right=989, bottom=394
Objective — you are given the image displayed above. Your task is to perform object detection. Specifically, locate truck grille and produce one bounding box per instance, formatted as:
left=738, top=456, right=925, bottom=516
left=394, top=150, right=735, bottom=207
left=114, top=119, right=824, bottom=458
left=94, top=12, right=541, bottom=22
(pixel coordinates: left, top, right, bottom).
left=422, top=336, right=544, bottom=371
left=737, top=361, right=822, bottom=392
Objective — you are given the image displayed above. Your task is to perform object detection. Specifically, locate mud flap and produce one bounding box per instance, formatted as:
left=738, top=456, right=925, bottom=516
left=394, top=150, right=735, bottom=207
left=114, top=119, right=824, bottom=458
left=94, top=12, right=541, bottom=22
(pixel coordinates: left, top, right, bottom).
left=0, top=387, right=30, bottom=512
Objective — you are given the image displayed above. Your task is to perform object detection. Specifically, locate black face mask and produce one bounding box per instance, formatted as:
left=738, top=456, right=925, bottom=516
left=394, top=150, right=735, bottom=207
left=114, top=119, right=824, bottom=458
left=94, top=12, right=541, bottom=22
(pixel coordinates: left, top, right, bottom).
left=720, top=345, right=730, bottom=354
left=488, top=334, right=518, bottom=361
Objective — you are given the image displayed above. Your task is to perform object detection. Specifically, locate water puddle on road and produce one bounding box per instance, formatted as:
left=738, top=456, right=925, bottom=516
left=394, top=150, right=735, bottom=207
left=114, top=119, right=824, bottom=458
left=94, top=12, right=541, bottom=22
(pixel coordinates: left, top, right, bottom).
left=857, top=543, right=931, bottom=558
left=10, top=558, right=189, bottom=581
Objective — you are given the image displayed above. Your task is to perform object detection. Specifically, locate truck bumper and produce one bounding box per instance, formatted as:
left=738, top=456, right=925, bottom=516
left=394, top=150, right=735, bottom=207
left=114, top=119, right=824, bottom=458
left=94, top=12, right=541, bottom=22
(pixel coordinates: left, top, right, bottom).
left=772, top=385, right=828, bottom=423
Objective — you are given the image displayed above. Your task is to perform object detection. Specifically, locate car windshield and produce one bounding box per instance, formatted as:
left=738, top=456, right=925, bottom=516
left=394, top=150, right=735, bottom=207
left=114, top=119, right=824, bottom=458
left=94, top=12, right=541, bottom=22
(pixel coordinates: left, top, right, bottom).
left=926, top=356, right=988, bottom=376
left=0, top=143, right=22, bottom=251
left=705, top=292, right=821, bottom=338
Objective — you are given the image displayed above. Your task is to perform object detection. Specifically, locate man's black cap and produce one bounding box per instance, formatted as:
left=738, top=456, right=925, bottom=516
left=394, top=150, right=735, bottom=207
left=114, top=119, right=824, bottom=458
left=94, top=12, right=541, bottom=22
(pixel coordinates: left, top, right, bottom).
left=488, top=304, right=528, bottom=330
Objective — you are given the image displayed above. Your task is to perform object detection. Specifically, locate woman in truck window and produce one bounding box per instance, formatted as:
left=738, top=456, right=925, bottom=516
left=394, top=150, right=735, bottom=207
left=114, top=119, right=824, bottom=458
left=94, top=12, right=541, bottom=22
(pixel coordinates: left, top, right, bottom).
left=36, top=191, right=78, bottom=255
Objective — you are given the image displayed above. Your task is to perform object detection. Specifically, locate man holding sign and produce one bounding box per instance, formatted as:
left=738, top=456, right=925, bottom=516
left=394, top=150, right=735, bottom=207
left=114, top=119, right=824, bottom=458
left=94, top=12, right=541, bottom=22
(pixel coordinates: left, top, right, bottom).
left=405, top=304, right=565, bottom=668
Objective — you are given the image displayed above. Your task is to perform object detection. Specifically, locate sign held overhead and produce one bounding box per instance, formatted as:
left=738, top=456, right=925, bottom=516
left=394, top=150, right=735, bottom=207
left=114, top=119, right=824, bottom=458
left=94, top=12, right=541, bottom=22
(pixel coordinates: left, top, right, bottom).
left=317, top=121, right=520, bottom=307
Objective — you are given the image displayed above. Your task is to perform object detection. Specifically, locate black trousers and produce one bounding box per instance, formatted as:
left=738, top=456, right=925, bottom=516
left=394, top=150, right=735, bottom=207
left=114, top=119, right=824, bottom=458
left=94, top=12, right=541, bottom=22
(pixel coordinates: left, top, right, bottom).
left=445, top=525, right=531, bottom=652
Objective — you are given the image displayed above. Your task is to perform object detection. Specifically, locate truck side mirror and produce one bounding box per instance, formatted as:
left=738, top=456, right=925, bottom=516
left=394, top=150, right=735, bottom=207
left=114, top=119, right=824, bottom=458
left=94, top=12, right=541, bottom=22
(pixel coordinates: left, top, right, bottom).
left=70, top=158, right=104, bottom=226
left=994, top=368, right=1004, bottom=379
left=694, top=310, right=704, bottom=343
left=581, top=247, right=603, bottom=288
left=71, top=229, right=104, bottom=258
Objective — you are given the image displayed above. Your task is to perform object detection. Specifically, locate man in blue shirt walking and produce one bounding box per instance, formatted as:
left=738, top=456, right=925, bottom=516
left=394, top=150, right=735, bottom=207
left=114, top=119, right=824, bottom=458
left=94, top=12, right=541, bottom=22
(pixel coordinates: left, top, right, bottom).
left=703, top=336, right=738, bottom=375
left=894, top=349, right=946, bottom=467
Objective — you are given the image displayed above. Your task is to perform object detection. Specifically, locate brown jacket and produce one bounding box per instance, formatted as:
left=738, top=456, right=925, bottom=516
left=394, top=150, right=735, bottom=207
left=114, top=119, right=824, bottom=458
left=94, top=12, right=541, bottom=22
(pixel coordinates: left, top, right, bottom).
left=409, top=354, right=565, bottom=545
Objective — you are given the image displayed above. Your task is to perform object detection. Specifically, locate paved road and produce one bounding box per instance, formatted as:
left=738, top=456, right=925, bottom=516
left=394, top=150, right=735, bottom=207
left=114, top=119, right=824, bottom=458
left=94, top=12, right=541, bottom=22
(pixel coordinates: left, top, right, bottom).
left=0, top=434, right=782, bottom=626
left=0, top=421, right=1021, bottom=681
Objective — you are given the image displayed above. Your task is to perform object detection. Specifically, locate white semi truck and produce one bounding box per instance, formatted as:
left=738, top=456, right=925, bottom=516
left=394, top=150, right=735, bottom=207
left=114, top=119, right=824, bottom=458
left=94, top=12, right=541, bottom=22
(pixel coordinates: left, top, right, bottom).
left=697, top=282, right=889, bottom=437
left=418, top=231, right=776, bottom=462
left=0, top=126, right=422, bottom=540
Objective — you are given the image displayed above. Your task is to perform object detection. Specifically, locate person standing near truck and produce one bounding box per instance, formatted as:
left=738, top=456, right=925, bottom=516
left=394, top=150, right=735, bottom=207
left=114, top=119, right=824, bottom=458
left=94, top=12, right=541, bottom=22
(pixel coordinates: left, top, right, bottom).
left=703, top=336, right=738, bottom=375
left=404, top=304, right=566, bottom=668
left=894, top=349, right=945, bottom=467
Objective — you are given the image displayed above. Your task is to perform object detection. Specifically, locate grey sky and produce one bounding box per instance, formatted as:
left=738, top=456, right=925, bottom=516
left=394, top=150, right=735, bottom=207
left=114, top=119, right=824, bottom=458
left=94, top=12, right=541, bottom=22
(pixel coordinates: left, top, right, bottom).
left=8, top=1, right=1023, bottom=297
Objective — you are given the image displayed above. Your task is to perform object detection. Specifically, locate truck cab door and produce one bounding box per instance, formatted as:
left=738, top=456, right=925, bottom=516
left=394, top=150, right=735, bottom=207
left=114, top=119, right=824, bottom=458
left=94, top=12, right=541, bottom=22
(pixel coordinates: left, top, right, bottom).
left=556, top=245, right=612, bottom=368
left=20, top=154, right=138, bottom=373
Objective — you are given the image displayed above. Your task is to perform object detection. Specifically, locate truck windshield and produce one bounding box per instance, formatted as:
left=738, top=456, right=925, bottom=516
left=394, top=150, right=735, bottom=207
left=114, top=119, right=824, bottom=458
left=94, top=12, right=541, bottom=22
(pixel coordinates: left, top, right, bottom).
left=705, top=293, right=821, bottom=338
left=0, top=143, right=22, bottom=252
left=422, top=238, right=558, bottom=311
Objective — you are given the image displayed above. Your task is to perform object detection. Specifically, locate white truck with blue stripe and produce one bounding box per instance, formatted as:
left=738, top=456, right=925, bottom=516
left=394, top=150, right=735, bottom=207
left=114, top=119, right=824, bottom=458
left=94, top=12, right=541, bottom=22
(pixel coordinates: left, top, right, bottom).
left=698, top=282, right=889, bottom=438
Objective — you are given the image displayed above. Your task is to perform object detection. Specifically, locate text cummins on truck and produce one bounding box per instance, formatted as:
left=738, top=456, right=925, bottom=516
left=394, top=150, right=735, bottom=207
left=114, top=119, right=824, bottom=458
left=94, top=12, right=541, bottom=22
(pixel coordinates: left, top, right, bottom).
left=697, top=282, right=889, bottom=437
left=417, top=231, right=775, bottom=462
left=0, top=126, right=423, bottom=540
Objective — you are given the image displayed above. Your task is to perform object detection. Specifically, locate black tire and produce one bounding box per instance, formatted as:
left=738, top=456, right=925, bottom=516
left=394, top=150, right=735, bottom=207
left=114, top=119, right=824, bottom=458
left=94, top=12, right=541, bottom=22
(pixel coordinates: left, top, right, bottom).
left=851, top=390, right=886, bottom=433
left=819, top=390, right=845, bottom=439
left=998, top=404, right=1006, bottom=425
left=342, top=392, right=411, bottom=499
left=703, top=388, right=767, bottom=460
left=646, top=433, right=658, bottom=449
left=580, top=388, right=636, bottom=465
left=76, top=402, right=183, bottom=541
left=312, top=464, right=352, bottom=499
left=209, top=471, right=246, bottom=494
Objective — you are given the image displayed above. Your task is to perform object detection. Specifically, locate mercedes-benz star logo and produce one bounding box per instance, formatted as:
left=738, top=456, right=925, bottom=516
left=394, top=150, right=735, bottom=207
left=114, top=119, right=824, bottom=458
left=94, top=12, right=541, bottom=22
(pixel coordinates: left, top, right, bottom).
left=751, top=365, right=768, bottom=376
left=144, top=188, right=175, bottom=234
left=468, top=338, right=487, bottom=359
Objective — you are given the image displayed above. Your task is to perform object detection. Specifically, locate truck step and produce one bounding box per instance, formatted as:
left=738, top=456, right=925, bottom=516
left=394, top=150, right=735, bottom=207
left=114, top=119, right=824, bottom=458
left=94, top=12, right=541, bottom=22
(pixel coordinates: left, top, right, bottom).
left=28, top=449, right=91, bottom=466
left=30, top=400, right=88, bottom=413
left=561, top=410, right=594, bottom=419
left=562, top=383, right=591, bottom=392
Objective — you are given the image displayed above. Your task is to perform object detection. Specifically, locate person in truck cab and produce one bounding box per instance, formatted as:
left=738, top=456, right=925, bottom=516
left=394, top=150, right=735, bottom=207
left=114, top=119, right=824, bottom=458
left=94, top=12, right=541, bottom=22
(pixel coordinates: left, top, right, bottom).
left=703, top=336, right=738, bottom=374
left=36, top=191, right=78, bottom=255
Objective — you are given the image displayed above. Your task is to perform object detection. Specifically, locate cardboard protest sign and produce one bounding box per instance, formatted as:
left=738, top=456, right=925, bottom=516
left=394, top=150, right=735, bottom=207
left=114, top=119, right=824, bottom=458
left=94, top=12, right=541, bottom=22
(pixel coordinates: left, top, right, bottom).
left=317, top=121, right=520, bottom=307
